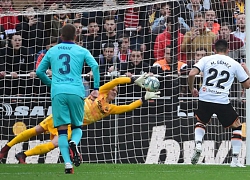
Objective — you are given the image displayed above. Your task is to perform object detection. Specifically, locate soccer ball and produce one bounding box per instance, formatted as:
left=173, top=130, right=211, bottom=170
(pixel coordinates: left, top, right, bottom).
left=144, top=76, right=160, bottom=92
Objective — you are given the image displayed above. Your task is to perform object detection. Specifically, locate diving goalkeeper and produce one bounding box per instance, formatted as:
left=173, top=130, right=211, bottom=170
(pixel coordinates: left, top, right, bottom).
left=0, top=74, right=160, bottom=164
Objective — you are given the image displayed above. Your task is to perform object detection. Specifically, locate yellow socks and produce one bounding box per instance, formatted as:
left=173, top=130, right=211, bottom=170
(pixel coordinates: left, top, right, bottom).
left=6, top=127, right=56, bottom=157
left=24, top=142, right=55, bottom=156
left=7, top=127, right=37, bottom=147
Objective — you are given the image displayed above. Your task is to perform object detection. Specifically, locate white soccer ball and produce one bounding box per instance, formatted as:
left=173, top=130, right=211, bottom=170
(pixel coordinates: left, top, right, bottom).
left=144, top=76, right=160, bottom=92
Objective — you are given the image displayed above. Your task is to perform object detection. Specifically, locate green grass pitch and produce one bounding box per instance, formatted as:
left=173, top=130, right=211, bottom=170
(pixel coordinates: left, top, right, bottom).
left=0, top=164, right=249, bottom=180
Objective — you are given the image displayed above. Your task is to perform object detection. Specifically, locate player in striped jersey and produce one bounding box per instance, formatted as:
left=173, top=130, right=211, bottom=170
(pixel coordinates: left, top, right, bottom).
left=188, top=39, right=250, bottom=167
left=0, top=74, right=160, bottom=165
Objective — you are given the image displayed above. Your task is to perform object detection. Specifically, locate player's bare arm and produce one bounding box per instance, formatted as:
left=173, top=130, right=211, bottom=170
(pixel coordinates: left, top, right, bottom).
left=188, top=68, right=199, bottom=97
left=240, top=62, right=250, bottom=89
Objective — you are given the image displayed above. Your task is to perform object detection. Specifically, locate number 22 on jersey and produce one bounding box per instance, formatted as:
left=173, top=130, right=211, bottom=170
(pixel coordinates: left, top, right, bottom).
left=205, top=68, right=230, bottom=89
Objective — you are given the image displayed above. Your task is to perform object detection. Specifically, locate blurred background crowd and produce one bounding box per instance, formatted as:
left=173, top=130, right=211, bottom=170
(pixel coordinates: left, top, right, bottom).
left=0, top=0, right=246, bottom=102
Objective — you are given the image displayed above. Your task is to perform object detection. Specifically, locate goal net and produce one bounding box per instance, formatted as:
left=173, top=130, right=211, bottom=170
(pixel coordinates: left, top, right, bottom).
left=0, top=0, right=246, bottom=164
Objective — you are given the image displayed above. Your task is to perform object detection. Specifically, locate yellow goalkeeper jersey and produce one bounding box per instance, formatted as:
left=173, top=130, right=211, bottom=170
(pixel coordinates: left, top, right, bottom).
left=40, top=77, right=143, bottom=138
left=83, top=77, right=142, bottom=125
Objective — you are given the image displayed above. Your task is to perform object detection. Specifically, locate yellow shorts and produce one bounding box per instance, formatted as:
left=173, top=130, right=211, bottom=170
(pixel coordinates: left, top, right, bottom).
left=39, top=115, right=72, bottom=140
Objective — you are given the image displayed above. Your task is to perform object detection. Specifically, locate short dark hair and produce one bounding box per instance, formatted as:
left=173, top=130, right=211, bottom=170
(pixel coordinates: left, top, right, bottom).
left=194, top=12, right=205, bottom=19
left=104, top=15, right=115, bottom=23
left=214, top=39, right=228, bottom=53
left=103, top=43, right=114, bottom=49
left=73, top=19, right=81, bottom=24
left=160, top=2, right=169, bottom=9
left=221, top=22, right=233, bottom=31
left=12, top=32, right=21, bottom=37
left=131, top=47, right=142, bottom=53
left=61, top=24, right=76, bottom=41
left=118, top=33, right=129, bottom=39
left=88, top=18, right=99, bottom=25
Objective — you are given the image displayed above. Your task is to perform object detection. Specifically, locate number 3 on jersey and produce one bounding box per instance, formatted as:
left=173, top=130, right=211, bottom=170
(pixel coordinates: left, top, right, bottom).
left=58, top=54, right=70, bottom=74
left=205, top=68, right=229, bottom=89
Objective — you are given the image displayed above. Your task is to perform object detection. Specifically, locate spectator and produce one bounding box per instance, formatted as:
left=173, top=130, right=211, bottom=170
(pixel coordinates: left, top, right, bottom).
left=0, top=0, right=19, bottom=36
left=151, top=46, right=187, bottom=76
left=154, top=17, right=186, bottom=62
left=186, top=47, right=208, bottom=72
left=180, top=0, right=208, bottom=28
left=80, top=7, right=102, bottom=28
left=140, top=43, right=152, bottom=66
left=35, top=37, right=58, bottom=71
left=205, top=9, right=220, bottom=35
left=16, top=5, right=45, bottom=55
left=75, top=34, right=83, bottom=47
left=212, top=0, right=234, bottom=25
left=193, top=47, right=207, bottom=64
left=215, top=22, right=245, bottom=61
left=203, top=0, right=211, bottom=9
left=82, top=18, right=101, bottom=58
left=48, top=3, right=72, bottom=38
left=26, top=1, right=57, bottom=45
left=34, top=36, right=58, bottom=96
left=103, top=0, right=124, bottom=33
left=151, top=2, right=171, bottom=34
left=124, top=0, right=140, bottom=31
left=30, top=0, right=57, bottom=21
left=73, top=19, right=83, bottom=37
left=180, top=47, right=207, bottom=97
left=97, top=43, right=120, bottom=77
left=124, top=0, right=149, bottom=48
left=118, top=34, right=131, bottom=63
left=181, top=12, right=216, bottom=63
left=232, top=13, right=245, bottom=43
left=0, top=33, right=35, bottom=96
left=120, top=48, right=150, bottom=77
left=148, top=3, right=162, bottom=32
left=151, top=2, right=190, bottom=35
left=101, top=15, right=120, bottom=56
left=180, top=0, right=211, bottom=9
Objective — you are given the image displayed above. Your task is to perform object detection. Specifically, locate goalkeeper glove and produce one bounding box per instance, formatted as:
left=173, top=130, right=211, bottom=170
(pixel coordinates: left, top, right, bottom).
left=134, top=72, right=149, bottom=88
left=142, top=91, right=161, bottom=102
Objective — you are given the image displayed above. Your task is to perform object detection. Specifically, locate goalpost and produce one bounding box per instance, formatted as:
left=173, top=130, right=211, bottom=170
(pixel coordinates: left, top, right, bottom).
left=245, top=0, right=250, bottom=165
left=0, top=0, right=248, bottom=165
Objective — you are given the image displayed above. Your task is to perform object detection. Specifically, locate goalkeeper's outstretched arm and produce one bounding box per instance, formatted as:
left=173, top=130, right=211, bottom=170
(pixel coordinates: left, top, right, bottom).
left=99, top=73, right=148, bottom=93
left=109, top=91, right=160, bottom=115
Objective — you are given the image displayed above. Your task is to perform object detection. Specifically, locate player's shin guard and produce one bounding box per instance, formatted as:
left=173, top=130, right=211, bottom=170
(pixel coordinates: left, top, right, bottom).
left=231, top=126, right=242, bottom=160
left=58, top=130, right=71, bottom=164
left=7, top=127, right=37, bottom=147
left=24, top=142, right=55, bottom=157
left=194, top=122, right=206, bottom=144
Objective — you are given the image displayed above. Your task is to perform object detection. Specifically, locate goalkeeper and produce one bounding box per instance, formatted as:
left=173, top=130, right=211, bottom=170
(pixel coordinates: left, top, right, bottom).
left=0, top=74, right=160, bottom=164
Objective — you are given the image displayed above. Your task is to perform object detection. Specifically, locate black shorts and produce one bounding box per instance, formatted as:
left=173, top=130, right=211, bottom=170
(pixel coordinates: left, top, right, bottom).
left=194, top=100, right=239, bottom=128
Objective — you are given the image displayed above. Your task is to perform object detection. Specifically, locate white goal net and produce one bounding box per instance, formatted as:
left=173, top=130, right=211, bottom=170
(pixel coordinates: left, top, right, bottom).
left=0, top=0, right=247, bottom=164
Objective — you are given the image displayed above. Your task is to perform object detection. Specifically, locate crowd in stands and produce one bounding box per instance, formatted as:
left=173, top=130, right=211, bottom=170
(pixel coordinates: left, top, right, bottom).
left=0, top=0, right=246, bottom=100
